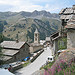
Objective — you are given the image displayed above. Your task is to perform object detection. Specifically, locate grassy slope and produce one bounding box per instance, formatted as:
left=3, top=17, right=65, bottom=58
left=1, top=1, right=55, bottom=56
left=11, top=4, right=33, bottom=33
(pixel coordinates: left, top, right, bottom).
left=3, top=17, right=61, bottom=42
left=0, top=12, right=61, bottom=42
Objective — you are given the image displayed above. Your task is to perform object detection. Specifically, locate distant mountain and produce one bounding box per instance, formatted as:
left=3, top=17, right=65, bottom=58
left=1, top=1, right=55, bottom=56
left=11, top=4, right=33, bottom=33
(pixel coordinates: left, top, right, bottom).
left=0, top=10, right=59, bottom=24
left=0, top=20, right=7, bottom=32
left=0, top=10, right=61, bottom=42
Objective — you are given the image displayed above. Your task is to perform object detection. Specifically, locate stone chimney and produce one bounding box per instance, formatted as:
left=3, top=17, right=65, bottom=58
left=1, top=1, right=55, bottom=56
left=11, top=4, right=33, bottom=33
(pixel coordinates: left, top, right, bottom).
left=72, top=5, right=75, bottom=10
left=16, top=34, right=19, bottom=43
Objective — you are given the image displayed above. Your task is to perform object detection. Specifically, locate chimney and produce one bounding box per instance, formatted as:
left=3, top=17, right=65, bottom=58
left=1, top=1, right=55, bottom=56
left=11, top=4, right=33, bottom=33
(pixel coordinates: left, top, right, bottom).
left=72, top=5, right=75, bottom=10
left=16, top=34, right=19, bottom=43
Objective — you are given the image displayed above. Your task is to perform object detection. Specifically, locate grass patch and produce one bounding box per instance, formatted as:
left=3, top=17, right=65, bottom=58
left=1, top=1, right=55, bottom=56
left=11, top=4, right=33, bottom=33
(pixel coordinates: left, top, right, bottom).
left=58, top=37, right=67, bottom=50
left=44, top=58, right=75, bottom=75
left=40, top=61, right=54, bottom=70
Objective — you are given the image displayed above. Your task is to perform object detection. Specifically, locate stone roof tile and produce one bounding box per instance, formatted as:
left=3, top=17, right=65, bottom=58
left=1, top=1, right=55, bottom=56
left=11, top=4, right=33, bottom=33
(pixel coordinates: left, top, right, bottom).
left=65, top=15, right=75, bottom=28
left=2, top=49, right=19, bottom=56
left=0, top=41, right=25, bottom=49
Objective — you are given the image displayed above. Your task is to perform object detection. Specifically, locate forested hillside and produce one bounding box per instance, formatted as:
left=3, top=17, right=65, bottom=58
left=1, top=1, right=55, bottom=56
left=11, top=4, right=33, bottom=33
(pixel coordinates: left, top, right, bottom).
left=0, top=11, right=61, bottom=42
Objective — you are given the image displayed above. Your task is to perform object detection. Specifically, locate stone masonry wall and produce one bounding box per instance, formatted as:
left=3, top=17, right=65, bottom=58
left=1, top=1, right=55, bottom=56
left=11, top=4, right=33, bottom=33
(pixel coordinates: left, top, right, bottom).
left=67, top=30, right=75, bottom=48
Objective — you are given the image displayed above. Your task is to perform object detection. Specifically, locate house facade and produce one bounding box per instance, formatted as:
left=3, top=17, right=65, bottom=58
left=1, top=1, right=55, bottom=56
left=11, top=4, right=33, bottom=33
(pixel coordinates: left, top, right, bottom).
left=66, top=15, right=75, bottom=48
left=60, top=5, right=75, bottom=49
left=0, top=41, right=30, bottom=63
left=50, top=31, right=61, bottom=55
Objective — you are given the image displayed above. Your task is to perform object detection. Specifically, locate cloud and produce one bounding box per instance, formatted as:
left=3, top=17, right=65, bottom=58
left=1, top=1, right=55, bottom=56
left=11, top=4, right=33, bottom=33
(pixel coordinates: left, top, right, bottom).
left=0, top=0, right=74, bottom=13
left=10, top=4, right=43, bottom=12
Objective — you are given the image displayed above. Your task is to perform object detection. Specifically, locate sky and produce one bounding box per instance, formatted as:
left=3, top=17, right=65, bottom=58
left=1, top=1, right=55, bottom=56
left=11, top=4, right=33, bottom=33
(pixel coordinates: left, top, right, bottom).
left=0, top=0, right=75, bottom=13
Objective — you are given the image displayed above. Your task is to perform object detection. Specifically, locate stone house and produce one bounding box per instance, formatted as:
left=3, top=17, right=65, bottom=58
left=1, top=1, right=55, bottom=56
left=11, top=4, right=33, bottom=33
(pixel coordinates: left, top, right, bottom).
left=50, top=31, right=61, bottom=55
left=59, top=5, right=75, bottom=31
left=0, top=41, right=30, bottom=63
left=30, top=29, right=43, bottom=53
left=59, top=5, right=75, bottom=49
left=30, top=43, right=43, bottom=53
left=65, top=15, right=75, bottom=48
left=59, top=5, right=75, bottom=27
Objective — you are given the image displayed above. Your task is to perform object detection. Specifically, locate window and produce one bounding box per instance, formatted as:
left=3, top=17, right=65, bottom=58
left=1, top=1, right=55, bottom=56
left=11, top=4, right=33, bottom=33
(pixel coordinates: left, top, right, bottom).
left=35, top=38, right=37, bottom=41
left=35, top=34, right=37, bottom=37
left=14, top=56, right=16, bottom=59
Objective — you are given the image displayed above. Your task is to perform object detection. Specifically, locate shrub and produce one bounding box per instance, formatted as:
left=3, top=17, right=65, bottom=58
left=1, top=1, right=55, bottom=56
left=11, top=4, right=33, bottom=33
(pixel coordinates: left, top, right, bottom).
left=44, top=58, right=75, bottom=75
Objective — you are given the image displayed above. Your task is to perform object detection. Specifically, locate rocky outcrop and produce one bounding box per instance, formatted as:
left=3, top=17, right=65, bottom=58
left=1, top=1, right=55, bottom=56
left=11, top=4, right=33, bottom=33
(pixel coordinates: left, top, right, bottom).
left=52, top=48, right=75, bottom=67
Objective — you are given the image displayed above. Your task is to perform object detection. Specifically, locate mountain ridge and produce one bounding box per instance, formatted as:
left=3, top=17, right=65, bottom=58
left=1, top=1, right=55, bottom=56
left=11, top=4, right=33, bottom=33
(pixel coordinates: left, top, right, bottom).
left=0, top=10, right=61, bottom=42
left=0, top=10, right=59, bottom=21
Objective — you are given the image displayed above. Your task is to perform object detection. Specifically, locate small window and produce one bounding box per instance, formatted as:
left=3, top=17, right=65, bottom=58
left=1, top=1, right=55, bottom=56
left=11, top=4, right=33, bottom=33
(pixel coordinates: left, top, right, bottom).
left=35, top=38, right=37, bottom=41
left=35, top=34, right=37, bottom=37
left=14, top=56, right=16, bottom=59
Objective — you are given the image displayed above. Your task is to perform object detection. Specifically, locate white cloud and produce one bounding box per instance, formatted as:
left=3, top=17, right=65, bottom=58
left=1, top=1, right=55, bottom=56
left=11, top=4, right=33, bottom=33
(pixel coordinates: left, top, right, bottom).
left=10, top=4, right=43, bottom=12
left=0, top=0, right=21, bottom=6
left=0, top=0, right=74, bottom=13
left=3, top=0, right=43, bottom=12
left=44, top=4, right=60, bottom=13
left=0, top=0, right=53, bottom=10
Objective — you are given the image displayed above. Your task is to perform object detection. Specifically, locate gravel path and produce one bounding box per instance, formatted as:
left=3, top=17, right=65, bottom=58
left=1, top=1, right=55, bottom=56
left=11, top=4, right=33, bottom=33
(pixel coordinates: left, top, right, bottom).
left=15, top=46, right=52, bottom=75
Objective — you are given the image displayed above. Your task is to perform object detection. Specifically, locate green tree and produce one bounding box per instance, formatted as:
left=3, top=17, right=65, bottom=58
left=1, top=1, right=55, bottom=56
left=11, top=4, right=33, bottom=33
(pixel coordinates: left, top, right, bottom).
left=0, top=46, right=2, bottom=56
left=0, top=33, right=3, bottom=43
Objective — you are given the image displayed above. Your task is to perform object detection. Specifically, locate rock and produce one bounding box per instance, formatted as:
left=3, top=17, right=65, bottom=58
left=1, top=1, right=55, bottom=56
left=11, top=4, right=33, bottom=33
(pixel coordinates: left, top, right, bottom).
left=51, top=48, right=75, bottom=69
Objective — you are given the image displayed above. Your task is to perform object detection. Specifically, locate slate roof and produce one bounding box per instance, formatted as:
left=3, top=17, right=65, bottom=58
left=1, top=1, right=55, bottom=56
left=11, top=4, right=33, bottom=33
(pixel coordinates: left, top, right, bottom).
left=59, top=5, right=75, bottom=20
left=34, top=29, right=39, bottom=33
left=59, top=8, right=75, bottom=15
left=60, top=15, right=72, bottom=19
left=1, top=41, right=25, bottom=49
left=65, top=15, right=75, bottom=28
left=2, top=49, right=19, bottom=56
left=0, top=56, right=12, bottom=61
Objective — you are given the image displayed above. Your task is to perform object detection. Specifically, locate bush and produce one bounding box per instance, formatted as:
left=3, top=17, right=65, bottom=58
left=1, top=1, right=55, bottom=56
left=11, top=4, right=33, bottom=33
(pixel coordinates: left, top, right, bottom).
left=58, top=37, right=67, bottom=50
left=40, top=61, right=54, bottom=70
left=44, top=58, right=75, bottom=75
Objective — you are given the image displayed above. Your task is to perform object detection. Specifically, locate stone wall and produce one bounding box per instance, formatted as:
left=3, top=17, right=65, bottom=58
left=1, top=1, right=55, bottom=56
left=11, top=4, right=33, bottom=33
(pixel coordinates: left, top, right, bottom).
left=34, top=33, right=40, bottom=44
left=30, top=47, right=34, bottom=53
left=6, top=44, right=30, bottom=63
left=15, top=44, right=30, bottom=61
left=67, top=30, right=75, bottom=48
left=51, top=39, right=58, bottom=55
left=30, top=45, right=43, bottom=53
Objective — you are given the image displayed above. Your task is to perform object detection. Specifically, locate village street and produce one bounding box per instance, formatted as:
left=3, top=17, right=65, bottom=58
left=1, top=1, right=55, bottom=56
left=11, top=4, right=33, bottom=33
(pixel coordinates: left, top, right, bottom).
left=15, top=46, right=52, bottom=75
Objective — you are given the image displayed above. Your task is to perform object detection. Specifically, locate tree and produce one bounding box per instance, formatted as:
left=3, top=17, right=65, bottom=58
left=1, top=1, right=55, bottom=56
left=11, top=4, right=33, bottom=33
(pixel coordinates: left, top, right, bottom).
left=0, top=33, right=3, bottom=43
left=0, top=46, right=2, bottom=56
